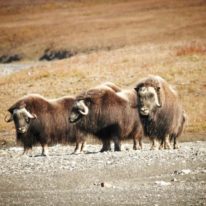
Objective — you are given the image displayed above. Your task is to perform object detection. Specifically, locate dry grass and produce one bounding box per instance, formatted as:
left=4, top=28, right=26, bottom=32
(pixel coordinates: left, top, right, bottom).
left=175, top=42, right=206, bottom=56
left=0, top=0, right=206, bottom=145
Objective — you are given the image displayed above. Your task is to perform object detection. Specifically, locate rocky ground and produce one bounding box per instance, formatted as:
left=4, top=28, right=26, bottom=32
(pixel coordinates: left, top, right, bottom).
left=0, top=141, right=205, bottom=206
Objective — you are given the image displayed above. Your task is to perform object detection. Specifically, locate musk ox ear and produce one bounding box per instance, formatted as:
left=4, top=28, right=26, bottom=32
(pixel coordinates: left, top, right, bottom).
left=134, top=83, right=144, bottom=92
left=4, top=113, right=13, bottom=122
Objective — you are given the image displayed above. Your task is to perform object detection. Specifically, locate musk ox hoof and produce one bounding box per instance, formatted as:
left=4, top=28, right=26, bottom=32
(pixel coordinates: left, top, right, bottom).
left=164, top=144, right=172, bottom=150
left=150, top=146, right=159, bottom=150
left=72, top=150, right=83, bottom=155
left=114, top=146, right=121, bottom=152
left=133, top=146, right=142, bottom=150
left=174, top=144, right=180, bottom=149
left=41, top=153, right=48, bottom=157
left=100, top=148, right=111, bottom=153
left=22, top=153, right=33, bottom=158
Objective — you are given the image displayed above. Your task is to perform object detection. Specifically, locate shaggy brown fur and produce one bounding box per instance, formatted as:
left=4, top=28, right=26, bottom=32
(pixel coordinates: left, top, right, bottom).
left=7, top=94, right=85, bottom=155
left=135, top=76, right=186, bottom=149
left=70, top=87, right=143, bottom=152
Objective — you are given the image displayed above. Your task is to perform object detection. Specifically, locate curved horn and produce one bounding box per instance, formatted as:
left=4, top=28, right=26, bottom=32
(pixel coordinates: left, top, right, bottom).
left=156, top=87, right=161, bottom=107
left=20, top=108, right=36, bottom=119
left=77, top=100, right=89, bottom=115
left=4, top=113, right=13, bottom=122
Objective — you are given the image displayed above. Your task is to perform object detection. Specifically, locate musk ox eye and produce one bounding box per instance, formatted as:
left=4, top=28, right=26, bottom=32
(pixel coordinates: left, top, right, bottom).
left=25, top=117, right=30, bottom=123
left=148, top=93, right=154, bottom=98
left=85, top=98, right=92, bottom=105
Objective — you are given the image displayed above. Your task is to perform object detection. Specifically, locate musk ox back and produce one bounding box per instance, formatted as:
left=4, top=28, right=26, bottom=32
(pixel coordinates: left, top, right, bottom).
left=135, top=75, right=186, bottom=149
left=6, top=94, right=85, bottom=156
left=69, top=87, right=143, bottom=152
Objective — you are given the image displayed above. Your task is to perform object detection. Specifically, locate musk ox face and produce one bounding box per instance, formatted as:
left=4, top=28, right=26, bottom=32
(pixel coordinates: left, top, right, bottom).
left=6, top=107, right=36, bottom=133
left=69, top=99, right=90, bottom=123
left=137, top=86, right=161, bottom=116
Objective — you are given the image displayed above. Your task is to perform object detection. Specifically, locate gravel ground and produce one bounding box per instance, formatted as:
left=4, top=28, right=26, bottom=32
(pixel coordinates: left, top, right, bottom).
left=0, top=141, right=206, bottom=206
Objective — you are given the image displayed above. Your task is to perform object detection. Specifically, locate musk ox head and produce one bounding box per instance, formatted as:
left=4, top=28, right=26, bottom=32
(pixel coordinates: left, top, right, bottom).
left=69, top=99, right=90, bottom=123
left=135, top=80, right=162, bottom=116
left=5, top=106, right=36, bottom=133
left=69, top=89, right=109, bottom=125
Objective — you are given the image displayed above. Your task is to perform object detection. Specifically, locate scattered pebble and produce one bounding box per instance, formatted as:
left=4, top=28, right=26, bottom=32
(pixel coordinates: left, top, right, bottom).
left=155, top=181, right=171, bottom=186
left=171, top=178, right=177, bottom=182
left=101, top=182, right=113, bottom=188
left=181, top=169, right=191, bottom=175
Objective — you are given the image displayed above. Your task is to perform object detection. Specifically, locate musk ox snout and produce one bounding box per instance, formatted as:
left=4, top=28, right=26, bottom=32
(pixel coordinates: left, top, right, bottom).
left=69, top=100, right=89, bottom=123
left=139, top=107, right=150, bottom=116
left=17, top=127, right=27, bottom=134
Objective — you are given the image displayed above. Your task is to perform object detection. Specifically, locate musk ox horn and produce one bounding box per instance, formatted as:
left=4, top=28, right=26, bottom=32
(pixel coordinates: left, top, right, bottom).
left=4, top=113, right=13, bottom=122
left=15, top=108, right=37, bottom=119
left=77, top=100, right=89, bottom=115
left=22, top=108, right=37, bottom=119
left=155, top=87, right=161, bottom=107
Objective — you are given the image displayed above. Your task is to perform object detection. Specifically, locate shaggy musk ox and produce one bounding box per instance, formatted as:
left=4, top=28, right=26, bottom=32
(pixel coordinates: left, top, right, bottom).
left=69, top=85, right=143, bottom=152
left=5, top=94, right=85, bottom=156
left=135, top=76, right=186, bottom=150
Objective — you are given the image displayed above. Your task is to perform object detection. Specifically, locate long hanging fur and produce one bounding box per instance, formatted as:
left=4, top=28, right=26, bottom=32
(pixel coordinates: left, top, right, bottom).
left=71, top=86, right=143, bottom=152
left=8, top=94, right=85, bottom=151
left=135, top=76, right=186, bottom=149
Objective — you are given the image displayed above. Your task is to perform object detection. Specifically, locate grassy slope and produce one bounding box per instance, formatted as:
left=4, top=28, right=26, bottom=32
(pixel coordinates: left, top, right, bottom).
left=0, top=0, right=205, bottom=145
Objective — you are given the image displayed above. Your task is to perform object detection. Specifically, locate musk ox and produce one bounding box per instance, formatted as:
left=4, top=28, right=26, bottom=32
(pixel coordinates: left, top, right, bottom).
left=5, top=94, right=85, bottom=156
left=69, top=85, right=143, bottom=152
left=134, top=75, right=186, bottom=150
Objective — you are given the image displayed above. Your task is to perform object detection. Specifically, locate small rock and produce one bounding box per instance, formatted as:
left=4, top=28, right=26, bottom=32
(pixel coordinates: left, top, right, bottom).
left=197, top=148, right=206, bottom=156
left=174, top=169, right=191, bottom=175
left=155, top=181, right=171, bottom=186
left=171, top=178, right=177, bottom=182
left=174, top=170, right=179, bottom=175
left=101, top=182, right=112, bottom=188
left=181, top=169, right=191, bottom=175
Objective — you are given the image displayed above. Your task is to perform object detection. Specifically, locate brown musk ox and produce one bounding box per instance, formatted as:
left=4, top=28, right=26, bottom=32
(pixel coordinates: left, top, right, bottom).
left=69, top=85, right=143, bottom=152
left=5, top=94, right=85, bottom=156
left=134, top=75, right=186, bottom=150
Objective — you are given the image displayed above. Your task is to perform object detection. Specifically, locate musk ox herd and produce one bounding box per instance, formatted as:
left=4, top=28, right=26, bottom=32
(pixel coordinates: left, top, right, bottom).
left=5, top=76, right=186, bottom=156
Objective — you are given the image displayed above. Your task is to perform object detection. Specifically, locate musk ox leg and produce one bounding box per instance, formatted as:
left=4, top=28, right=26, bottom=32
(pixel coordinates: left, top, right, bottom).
left=73, top=142, right=84, bottom=154
left=22, top=147, right=33, bottom=157
left=173, top=137, right=180, bottom=149
left=133, top=132, right=143, bottom=150
left=133, top=139, right=137, bottom=150
left=164, top=135, right=171, bottom=150
left=41, top=144, right=49, bottom=156
left=113, top=137, right=121, bottom=152
left=133, top=138, right=142, bottom=150
left=150, top=138, right=159, bottom=150
left=159, top=139, right=164, bottom=150
left=74, top=142, right=81, bottom=154
left=80, top=141, right=86, bottom=152
left=100, top=139, right=111, bottom=152
left=114, top=142, right=121, bottom=152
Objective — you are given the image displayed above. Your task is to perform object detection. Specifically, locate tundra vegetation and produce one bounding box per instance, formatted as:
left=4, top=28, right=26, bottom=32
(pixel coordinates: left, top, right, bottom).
left=0, top=0, right=206, bottom=146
